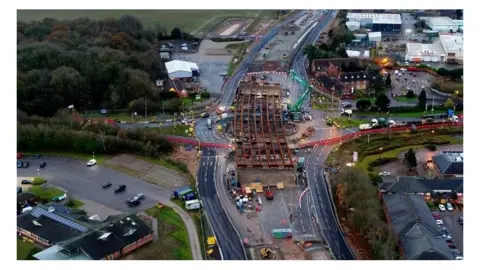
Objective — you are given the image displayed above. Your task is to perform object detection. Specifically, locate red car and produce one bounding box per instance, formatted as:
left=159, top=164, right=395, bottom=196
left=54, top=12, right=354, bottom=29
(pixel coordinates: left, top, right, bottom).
left=17, top=152, right=23, bottom=159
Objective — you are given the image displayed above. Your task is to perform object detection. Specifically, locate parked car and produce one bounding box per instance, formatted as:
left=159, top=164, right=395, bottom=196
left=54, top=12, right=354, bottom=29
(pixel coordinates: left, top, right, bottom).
left=21, top=180, right=32, bottom=185
left=23, top=161, right=30, bottom=168
left=134, top=193, right=145, bottom=201
left=438, top=204, right=446, bottom=211
left=17, top=161, right=23, bottom=168
left=436, top=219, right=444, bottom=225
left=378, top=171, right=390, bottom=176
left=87, top=159, right=97, bottom=167
left=114, top=185, right=126, bottom=193
left=446, top=203, right=454, bottom=211
left=39, top=161, right=46, bottom=168
left=102, top=183, right=112, bottom=189
left=432, top=212, right=441, bottom=219
left=127, top=199, right=140, bottom=207
left=447, top=242, right=456, bottom=249
left=458, top=217, right=463, bottom=225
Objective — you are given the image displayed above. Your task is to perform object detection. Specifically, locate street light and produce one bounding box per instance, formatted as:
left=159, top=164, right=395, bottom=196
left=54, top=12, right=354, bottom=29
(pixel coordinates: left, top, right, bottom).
left=379, top=147, right=383, bottom=159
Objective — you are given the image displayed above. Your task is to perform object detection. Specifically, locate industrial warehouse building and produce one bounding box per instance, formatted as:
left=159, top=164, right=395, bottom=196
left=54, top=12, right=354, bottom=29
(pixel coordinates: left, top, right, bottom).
left=440, top=35, right=463, bottom=64
left=405, top=34, right=463, bottom=63
left=425, top=17, right=463, bottom=32
left=346, top=13, right=401, bottom=33
left=165, top=60, right=200, bottom=79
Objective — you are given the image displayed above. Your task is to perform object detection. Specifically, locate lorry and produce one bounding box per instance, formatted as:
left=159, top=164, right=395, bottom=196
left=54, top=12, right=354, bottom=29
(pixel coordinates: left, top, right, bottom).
left=359, top=118, right=396, bottom=130
left=207, top=119, right=212, bottom=130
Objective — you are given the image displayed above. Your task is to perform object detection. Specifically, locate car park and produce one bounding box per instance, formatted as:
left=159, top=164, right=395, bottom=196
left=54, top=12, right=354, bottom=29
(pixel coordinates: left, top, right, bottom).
left=114, top=185, right=126, bottom=193
left=438, top=204, right=446, bottom=211
left=102, top=183, right=112, bottom=189
left=39, top=161, right=46, bottom=168
left=21, top=180, right=32, bottom=185
left=87, top=159, right=97, bottom=167
left=446, top=203, right=454, bottom=211
left=23, top=161, right=30, bottom=168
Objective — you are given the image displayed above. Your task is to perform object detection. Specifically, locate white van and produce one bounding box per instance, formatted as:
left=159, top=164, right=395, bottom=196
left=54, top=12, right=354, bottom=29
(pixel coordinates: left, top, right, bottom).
left=185, top=199, right=200, bottom=210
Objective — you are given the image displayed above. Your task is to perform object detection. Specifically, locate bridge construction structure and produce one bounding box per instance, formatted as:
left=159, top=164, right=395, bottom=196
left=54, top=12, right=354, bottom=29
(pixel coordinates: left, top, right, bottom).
left=232, top=81, right=295, bottom=169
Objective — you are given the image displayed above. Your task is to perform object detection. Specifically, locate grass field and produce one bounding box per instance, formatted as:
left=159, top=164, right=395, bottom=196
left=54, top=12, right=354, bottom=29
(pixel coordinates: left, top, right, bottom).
left=394, top=96, right=417, bottom=102
left=331, top=117, right=366, bottom=128
left=23, top=152, right=109, bottom=165
left=17, top=239, right=40, bottom=260
left=29, top=185, right=65, bottom=201
left=127, top=206, right=191, bottom=260
left=17, top=10, right=277, bottom=34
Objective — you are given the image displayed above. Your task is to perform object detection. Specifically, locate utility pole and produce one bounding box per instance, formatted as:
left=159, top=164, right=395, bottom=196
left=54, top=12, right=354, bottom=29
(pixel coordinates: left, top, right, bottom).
left=331, top=87, right=334, bottom=111
left=144, top=97, right=148, bottom=122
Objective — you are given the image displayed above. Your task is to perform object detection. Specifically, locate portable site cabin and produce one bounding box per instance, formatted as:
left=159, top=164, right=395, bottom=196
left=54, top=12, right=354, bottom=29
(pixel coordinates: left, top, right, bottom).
left=173, top=186, right=192, bottom=198
left=185, top=199, right=201, bottom=210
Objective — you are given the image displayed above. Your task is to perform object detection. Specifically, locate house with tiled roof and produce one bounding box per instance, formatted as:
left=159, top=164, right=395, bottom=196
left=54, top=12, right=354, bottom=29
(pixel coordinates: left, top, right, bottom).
left=432, top=151, right=463, bottom=177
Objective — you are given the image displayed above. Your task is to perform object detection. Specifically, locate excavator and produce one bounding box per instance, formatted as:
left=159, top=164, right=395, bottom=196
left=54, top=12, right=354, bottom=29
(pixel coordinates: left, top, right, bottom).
left=260, top=247, right=277, bottom=259
left=287, top=69, right=313, bottom=122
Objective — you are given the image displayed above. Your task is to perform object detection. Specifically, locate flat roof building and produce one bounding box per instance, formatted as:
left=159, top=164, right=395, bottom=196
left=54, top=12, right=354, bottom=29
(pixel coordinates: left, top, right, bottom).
left=347, top=13, right=401, bottom=33
left=425, top=17, right=463, bottom=32
left=405, top=42, right=445, bottom=63
left=439, top=34, right=463, bottom=64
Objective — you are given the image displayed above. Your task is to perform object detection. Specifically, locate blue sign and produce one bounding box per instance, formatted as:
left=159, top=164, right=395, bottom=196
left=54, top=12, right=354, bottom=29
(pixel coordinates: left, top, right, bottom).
left=100, top=109, right=107, bottom=114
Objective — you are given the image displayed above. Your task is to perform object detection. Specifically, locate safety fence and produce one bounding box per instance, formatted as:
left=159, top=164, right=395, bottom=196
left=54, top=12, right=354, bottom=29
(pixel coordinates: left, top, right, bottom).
left=164, top=122, right=463, bottom=149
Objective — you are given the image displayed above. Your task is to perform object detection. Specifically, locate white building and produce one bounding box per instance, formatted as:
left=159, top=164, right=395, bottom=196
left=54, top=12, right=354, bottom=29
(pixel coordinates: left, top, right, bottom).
left=346, top=21, right=360, bottom=31
left=425, top=17, right=463, bottom=32
left=346, top=13, right=401, bottom=33
left=368, top=32, right=382, bottom=42
left=165, top=60, right=199, bottom=79
left=405, top=42, right=445, bottom=63
left=439, top=34, right=463, bottom=64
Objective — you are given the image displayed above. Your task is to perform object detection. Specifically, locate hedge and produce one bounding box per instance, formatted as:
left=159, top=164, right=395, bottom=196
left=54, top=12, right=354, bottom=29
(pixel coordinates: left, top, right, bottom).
left=368, top=157, right=399, bottom=167
left=32, top=177, right=46, bottom=185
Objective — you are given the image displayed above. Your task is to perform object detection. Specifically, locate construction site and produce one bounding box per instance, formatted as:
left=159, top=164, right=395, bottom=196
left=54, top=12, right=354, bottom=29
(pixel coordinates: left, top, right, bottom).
left=216, top=72, right=329, bottom=260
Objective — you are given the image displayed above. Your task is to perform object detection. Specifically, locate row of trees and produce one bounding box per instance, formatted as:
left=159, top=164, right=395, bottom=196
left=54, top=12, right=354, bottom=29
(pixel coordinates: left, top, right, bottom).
left=336, top=167, right=400, bottom=259
left=17, top=110, right=174, bottom=157
left=304, top=25, right=355, bottom=63
left=18, top=16, right=192, bottom=117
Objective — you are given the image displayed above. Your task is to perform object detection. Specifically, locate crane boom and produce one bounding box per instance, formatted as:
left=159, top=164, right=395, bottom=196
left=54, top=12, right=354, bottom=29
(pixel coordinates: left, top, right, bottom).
left=288, top=69, right=313, bottom=112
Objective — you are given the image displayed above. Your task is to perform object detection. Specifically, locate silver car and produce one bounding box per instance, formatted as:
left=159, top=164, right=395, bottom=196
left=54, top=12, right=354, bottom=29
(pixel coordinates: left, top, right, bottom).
left=134, top=193, right=145, bottom=201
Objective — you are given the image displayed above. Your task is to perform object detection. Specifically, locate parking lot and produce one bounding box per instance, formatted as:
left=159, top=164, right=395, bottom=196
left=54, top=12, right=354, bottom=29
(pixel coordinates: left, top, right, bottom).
left=439, top=210, right=463, bottom=253
left=160, top=40, right=200, bottom=53
left=172, top=40, right=235, bottom=94
left=390, top=70, right=434, bottom=96
left=17, top=156, right=173, bottom=214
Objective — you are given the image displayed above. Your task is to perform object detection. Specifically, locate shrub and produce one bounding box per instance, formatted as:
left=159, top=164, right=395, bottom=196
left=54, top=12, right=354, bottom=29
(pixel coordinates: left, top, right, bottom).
left=425, top=144, right=437, bottom=151
left=368, top=157, right=399, bottom=167
left=32, top=177, right=46, bottom=185
left=367, top=166, right=374, bottom=172
left=65, top=198, right=75, bottom=207
left=200, top=92, right=211, bottom=99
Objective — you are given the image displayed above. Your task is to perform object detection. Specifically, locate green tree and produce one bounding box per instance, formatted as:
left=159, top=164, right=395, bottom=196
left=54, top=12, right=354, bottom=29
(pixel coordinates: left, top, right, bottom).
left=171, top=27, right=182, bottom=39
left=455, top=9, right=463, bottom=19
left=406, top=90, right=415, bottom=98
left=443, top=98, right=455, bottom=109
left=385, top=74, right=392, bottom=88
left=375, top=94, right=390, bottom=112
left=418, top=90, right=427, bottom=110
left=356, top=99, right=372, bottom=112
left=404, top=148, right=417, bottom=169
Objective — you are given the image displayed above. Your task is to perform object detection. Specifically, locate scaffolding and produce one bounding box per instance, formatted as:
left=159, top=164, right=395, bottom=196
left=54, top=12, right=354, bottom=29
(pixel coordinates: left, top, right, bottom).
left=233, top=82, right=294, bottom=169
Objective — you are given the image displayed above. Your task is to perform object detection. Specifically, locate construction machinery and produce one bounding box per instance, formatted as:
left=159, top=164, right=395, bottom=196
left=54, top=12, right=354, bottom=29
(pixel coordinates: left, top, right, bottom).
left=287, top=69, right=313, bottom=121
left=260, top=247, right=277, bottom=259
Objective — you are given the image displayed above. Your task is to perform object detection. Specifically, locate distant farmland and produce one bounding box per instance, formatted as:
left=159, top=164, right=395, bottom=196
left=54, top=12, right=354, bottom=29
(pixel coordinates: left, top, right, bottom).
left=17, top=10, right=279, bottom=35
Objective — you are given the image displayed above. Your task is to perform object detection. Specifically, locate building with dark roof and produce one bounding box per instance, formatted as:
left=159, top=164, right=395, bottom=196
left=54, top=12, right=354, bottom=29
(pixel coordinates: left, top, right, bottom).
left=383, top=192, right=453, bottom=260
left=378, top=176, right=431, bottom=194
left=17, top=205, right=153, bottom=260
left=432, top=151, right=463, bottom=177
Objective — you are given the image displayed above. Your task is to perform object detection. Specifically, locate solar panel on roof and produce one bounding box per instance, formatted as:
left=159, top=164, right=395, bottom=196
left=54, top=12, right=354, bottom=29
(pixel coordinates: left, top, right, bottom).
left=30, top=207, right=88, bottom=232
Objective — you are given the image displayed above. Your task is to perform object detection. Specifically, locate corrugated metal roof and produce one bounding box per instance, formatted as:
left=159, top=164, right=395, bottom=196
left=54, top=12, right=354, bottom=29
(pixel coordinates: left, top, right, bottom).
left=165, top=60, right=199, bottom=74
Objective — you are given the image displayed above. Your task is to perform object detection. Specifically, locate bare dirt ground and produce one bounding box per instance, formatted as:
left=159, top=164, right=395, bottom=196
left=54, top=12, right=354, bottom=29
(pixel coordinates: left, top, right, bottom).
left=169, top=146, right=199, bottom=177
left=213, top=19, right=250, bottom=36
left=105, top=154, right=190, bottom=189
left=249, top=20, right=275, bottom=35
left=238, top=170, right=296, bottom=187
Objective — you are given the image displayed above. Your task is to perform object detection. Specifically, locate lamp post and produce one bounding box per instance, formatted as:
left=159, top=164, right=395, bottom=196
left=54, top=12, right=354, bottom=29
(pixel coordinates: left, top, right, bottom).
left=379, top=147, right=383, bottom=159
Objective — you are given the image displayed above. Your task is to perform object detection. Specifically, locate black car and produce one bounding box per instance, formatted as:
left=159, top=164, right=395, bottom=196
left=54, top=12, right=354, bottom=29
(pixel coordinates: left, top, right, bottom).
left=127, top=198, right=140, bottom=207
left=23, top=161, right=29, bottom=168
left=39, top=161, right=46, bottom=168
left=21, top=180, right=32, bottom=185
left=114, top=185, right=126, bottom=193
left=102, top=183, right=112, bottom=189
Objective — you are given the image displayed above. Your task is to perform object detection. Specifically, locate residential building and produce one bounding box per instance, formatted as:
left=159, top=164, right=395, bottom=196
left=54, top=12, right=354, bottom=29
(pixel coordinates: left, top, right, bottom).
left=346, top=13, right=401, bottom=33
left=383, top=192, right=454, bottom=260
left=339, top=71, right=369, bottom=93
left=17, top=205, right=153, bottom=260
left=439, top=34, right=463, bottom=64
left=432, top=151, right=463, bottom=177
left=165, top=60, right=200, bottom=79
